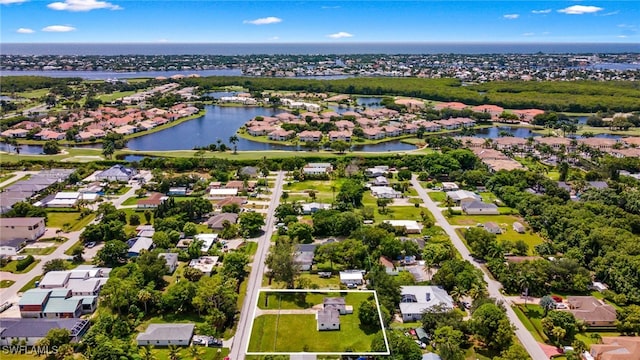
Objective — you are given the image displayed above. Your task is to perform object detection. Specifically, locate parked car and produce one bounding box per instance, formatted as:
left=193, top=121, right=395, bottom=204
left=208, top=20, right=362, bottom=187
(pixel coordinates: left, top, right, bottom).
left=86, top=242, right=96, bottom=248
left=346, top=283, right=357, bottom=289
left=414, top=340, right=427, bottom=349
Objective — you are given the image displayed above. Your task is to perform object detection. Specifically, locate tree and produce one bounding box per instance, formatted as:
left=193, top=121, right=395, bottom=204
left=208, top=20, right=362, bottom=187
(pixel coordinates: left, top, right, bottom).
left=275, top=203, right=301, bottom=222
left=336, top=179, right=365, bottom=207
left=330, top=140, right=350, bottom=153
left=540, top=295, right=555, bottom=317
left=136, top=251, right=168, bottom=287
left=222, top=251, right=249, bottom=280
left=470, top=303, right=513, bottom=351
left=163, top=280, right=197, bottom=313
left=541, top=310, right=580, bottom=343
left=281, top=191, right=289, bottom=203
left=229, top=135, right=239, bottom=154
left=152, top=231, right=171, bottom=249
left=43, top=258, right=67, bottom=273
left=188, top=345, right=203, bottom=360
left=617, top=304, right=640, bottom=335
left=265, top=239, right=299, bottom=288
left=367, top=265, right=401, bottom=311
left=129, top=213, right=141, bottom=226
left=43, top=140, right=60, bottom=154
left=183, top=222, right=198, bottom=237
left=183, top=266, right=204, bottom=282
left=377, top=197, right=393, bottom=213
left=287, top=222, right=314, bottom=243
left=421, top=303, right=464, bottom=336
left=433, top=326, right=465, bottom=360
left=239, top=211, right=265, bottom=237
left=192, top=275, right=238, bottom=326
left=139, top=345, right=157, bottom=360
left=464, top=227, right=499, bottom=260
left=494, top=344, right=529, bottom=360
left=371, top=330, right=422, bottom=360
left=144, top=210, right=153, bottom=224
left=168, top=345, right=181, bottom=360
left=95, top=240, right=128, bottom=267
left=358, top=299, right=381, bottom=328
left=397, top=169, right=412, bottom=181
left=102, top=141, right=115, bottom=159
left=43, top=328, right=71, bottom=348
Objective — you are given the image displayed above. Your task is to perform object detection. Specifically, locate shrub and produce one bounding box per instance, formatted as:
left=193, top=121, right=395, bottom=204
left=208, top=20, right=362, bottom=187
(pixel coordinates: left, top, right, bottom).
left=16, top=255, right=35, bottom=271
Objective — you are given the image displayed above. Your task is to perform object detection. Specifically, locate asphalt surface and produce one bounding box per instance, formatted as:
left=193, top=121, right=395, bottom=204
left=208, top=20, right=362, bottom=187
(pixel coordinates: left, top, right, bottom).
left=229, top=171, right=285, bottom=360
left=411, top=175, right=548, bottom=360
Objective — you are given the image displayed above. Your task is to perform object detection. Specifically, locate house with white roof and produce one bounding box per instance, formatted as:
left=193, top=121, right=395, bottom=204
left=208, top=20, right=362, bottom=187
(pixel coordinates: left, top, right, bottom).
left=371, top=186, right=402, bottom=199
left=339, top=270, right=364, bottom=285
left=188, top=256, right=219, bottom=275
left=194, top=233, right=218, bottom=252
left=383, top=220, right=423, bottom=234
left=446, top=190, right=481, bottom=205
left=399, top=286, right=454, bottom=322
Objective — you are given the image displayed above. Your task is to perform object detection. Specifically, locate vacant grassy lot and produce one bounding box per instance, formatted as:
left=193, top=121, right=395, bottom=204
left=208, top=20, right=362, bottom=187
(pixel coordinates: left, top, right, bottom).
left=257, top=291, right=371, bottom=310
left=283, top=179, right=345, bottom=203
left=428, top=191, right=447, bottom=203
left=450, top=214, right=543, bottom=254
left=121, top=196, right=143, bottom=206
left=0, top=259, right=40, bottom=274
left=248, top=313, right=381, bottom=353
left=298, top=273, right=341, bottom=289
left=46, top=211, right=96, bottom=231
left=20, top=246, right=57, bottom=255
left=151, top=346, right=228, bottom=360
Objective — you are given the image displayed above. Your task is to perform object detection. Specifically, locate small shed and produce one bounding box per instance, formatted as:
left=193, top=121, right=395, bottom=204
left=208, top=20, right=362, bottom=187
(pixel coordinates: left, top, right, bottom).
left=483, top=222, right=502, bottom=234
left=512, top=222, right=526, bottom=234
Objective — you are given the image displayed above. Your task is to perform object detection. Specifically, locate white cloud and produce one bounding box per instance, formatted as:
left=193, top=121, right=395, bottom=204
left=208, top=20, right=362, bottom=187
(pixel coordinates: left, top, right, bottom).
left=17, top=27, right=35, bottom=33
left=503, top=14, right=519, bottom=19
left=47, top=0, right=121, bottom=12
left=156, top=39, right=169, bottom=43
left=42, top=25, right=76, bottom=32
left=0, top=0, right=28, bottom=4
left=522, top=32, right=535, bottom=36
left=558, top=5, right=603, bottom=14
left=243, top=16, right=282, bottom=25
left=617, top=35, right=628, bottom=38
left=268, top=36, right=280, bottom=40
left=327, top=31, right=353, bottom=39
left=321, top=5, right=340, bottom=9
left=601, top=11, right=619, bottom=16
left=532, top=9, right=551, bottom=14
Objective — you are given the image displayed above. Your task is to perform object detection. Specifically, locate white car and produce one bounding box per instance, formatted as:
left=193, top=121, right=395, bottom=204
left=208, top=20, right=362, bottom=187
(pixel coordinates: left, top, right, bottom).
left=414, top=340, right=427, bottom=349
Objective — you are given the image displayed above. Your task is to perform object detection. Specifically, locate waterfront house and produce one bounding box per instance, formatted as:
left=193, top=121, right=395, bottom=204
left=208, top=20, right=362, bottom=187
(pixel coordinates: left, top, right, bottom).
left=328, top=130, right=352, bottom=142
left=268, top=129, right=294, bottom=141
left=298, top=130, right=323, bottom=142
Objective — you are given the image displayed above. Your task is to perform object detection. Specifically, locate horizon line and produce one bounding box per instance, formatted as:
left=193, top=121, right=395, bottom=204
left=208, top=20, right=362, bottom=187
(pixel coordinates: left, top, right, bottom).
left=2, top=41, right=639, bottom=45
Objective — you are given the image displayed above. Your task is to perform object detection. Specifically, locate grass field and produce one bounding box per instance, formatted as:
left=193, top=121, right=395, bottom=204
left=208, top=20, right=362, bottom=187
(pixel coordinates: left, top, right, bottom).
left=149, top=346, right=228, bottom=360
left=96, top=90, right=136, bottom=103
left=249, top=290, right=385, bottom=353
left=0, top=259, right=40, bottom=274
left=19, top=275, right=42, bottom=293
left=449, top=214, right=543, bottom=254
left=0, top=280, right=15, bottom=288
left=121, top=196, right=143, bottom=206
left=20, top=246, right=57, bottom=255
left=46, top=211, right=96, bottom=231
left=428, top=191, right=447, bottom=203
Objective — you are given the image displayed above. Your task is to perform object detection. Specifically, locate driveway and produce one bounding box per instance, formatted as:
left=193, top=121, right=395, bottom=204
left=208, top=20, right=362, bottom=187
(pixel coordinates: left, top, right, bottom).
left=411, top=175, right=548, bottom=360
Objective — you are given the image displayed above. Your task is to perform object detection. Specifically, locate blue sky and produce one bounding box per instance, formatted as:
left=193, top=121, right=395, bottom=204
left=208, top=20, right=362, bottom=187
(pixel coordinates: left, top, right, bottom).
left=1, top=0, right=638, bottom=43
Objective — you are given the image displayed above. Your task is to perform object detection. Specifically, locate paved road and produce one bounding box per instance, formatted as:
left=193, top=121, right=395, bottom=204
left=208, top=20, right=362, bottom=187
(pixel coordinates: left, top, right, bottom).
left=229, top=171, right=285, bottom=360
left=0, top=231, right=82, bottom=313
left=0, top=171, right=38, bottom=188
left=411, top=175, right=548, bottom=360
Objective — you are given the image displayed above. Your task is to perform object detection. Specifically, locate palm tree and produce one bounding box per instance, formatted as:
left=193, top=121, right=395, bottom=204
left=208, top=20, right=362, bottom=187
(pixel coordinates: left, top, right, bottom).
left=188, top=345, right=203, bottom=360
left=137, top=289, right=152, bottom=313
left=139, top=345, right=157, bottom=360
left=483, top=138, right=494, bottom=149
left=168, top=345, right=181, bottom=360
left=468, top=284, right=487, bottom=301
left=590, top=333, right=602, bottom=344
left=281, top=191, right=289, bottom=203
left=449, top=286, right=464, bottom=305
left=229, top=135, right=239, bottom=154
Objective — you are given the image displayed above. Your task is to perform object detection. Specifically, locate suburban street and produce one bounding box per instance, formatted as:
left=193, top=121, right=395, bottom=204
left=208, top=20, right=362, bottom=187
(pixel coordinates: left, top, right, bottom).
left=411, top=175, right=549, bottom=360
left=229, top=171, right=285, bottom=360
left=0, top=230, right=82, bottom=317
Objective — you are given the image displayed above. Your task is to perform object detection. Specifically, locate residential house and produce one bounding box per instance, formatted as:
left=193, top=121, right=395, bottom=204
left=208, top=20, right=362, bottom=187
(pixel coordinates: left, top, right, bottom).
left=339, top=271, right=364, bottom=286
left=483, top=222, right=502, bottom=234
left=513, top=222, right=526, bottom=233
left=335, top=120, right=355, bottom=130
left=194, top=234, right=218, bottom=252
left=323, top=297, right=353, bottom=315
left=303, top=163, right=333, bottom=176
left=328, top=130, right=352, bottom=142
left=461, top=201, right=499, bottom=215
left=371, top=186, right=402, bottom=199
left=167, top=187, right=187, bottom=196
left=566, top=296, right=617, bottom=327
left=399, top=286, right=454, bottom=322
left=238, top=166, right=259, bottom=178
left=95, top=165, right=137, bottom=182
left=0, top=318, right=90, bottom=346
left=188, top=256, right=219, bottom=275
left=294, top=243, right=316, bottom=271
left=441, top=182, right=459, bottom=191
left=0, top=217, right=46, bottom=242
left=209, top=188, right=239, bottom=199
left=379, top=256, right=396, bottom=274
left=19, top=288, right=83, bottom=319
left=34, top=130, right=65, bottom=141
left=158, top=253, right=178, bottom=274
left=0, top=238, right=25, bottom=257
left=206, top=213, right=239, bottom=230
left=362, top=127, right=386, bottom=140
left=45, top=192, right=80, bottom=208
left=434, top=102, right=468, bottom=111
left=1, top=129, right=28, bottom=138
left=365, top=166, right=388, bottom=177
left=298, top=130, right=323, bottom=142
left=127, top=237, right=153, bottom=257
left=588, top=337, right=640, bottom=360
left=383, top=220, right=422, bottom=234
left=215, top=196, right=247, bottom=209
left=512, top=109, right=545, bottom=123
left=136, top=193, right=166, bottom=210
left=136, top=323, right=195, bottom=346
left=472, top=104, right=504, bottom=119
left=373, top=176, right=389, bottom=186
left=446, top=190, right=481, bottom=205
left=316, top=309, right=340, bottom=331
left=384, top=126, right=403, bottom=137
left=301, top=202, right=331, bottom=215
left=268, top=129, right=294, bottom=141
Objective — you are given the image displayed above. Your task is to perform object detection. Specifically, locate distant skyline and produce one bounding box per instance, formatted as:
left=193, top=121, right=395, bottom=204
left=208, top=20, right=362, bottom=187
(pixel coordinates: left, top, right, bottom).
left=1, top=1, right=638, bottom=43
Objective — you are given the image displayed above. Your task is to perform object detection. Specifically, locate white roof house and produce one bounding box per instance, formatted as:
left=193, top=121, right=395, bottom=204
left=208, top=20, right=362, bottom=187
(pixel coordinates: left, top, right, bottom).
left=209, top=188, right=239, bottom=199
left=46, top=192, right=80, bottom=207
left=371, top=186, right=402, bottom=198
left=194, top=233, right=218, bottom=252
left=136, top=323, right=195, bottom=346
left=339, top=271, right=364, bottom=285
left=441, top=182, right=459, bottom=191
left=446, top=190, right=481, bottom=203
left=399, top=286, right=454, bottom=322
left=383, top=220, right=422, bottom=234
left=95, top=165, right=136, bottom=182
left=301, top=202, right=331, bottom=214
left=127, top=237, right=153, bottom=256
left=188, top=256, right=219, bottom=275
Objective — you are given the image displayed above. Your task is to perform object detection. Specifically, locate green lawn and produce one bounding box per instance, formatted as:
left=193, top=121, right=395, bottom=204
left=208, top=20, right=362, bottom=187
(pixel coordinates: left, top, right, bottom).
left=283, top=179, right=345, bottom=202
left=150, top=346, right=228, bottom=360
left=449, top=214, right=543, bottom=254
left=19, top=275, right=42, bottom=293
left=20, top=246, right=57, bottom=255
left=428, top=191, right=447, bottom=203
left=298, top=273, right=342, bottom=289
left=46, top=211, right=96, bottom=231
left=375, top=206, right=431, bottom=224
left=513, top=304, right=547, bottom=342
left=122, top=196, right=143, bottom=206
left=248, top=313, right=382, bottom=353
left=258, top=291, right=371, bottom=310
left=0, top=279, right=15, bottom=288
left=96, top=90, right=136, bottom=103
left=0, top=259, right=40, bottom=274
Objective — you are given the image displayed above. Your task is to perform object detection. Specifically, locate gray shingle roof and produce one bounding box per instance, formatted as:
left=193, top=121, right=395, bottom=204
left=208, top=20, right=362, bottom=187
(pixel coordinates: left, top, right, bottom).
left=136, top=323, right=195, bottom=342
left=0, top=318, right=87, bottom=338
